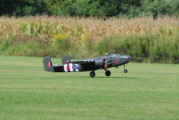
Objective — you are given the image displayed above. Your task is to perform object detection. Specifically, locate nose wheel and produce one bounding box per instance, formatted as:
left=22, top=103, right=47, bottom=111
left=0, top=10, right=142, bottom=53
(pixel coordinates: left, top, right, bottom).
left=124, top=69, right=128, bottom=73
left=123, top=65, right=128, bottom=73
left=90, top=71, right=95, bottom=78
left=105, top=70, right=111, bottom=77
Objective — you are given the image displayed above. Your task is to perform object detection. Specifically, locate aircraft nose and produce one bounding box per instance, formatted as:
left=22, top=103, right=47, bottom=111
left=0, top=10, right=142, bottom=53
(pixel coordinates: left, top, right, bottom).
left=120, top=55, right=131, bottom=63
left=127, top=55, right=131, bottom=61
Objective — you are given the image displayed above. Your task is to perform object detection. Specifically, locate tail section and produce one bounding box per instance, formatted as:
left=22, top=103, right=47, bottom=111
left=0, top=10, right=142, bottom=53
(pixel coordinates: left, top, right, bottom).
left=43, top=56, right=54, bottom=72
left=62, top=56, right=70, bottom=65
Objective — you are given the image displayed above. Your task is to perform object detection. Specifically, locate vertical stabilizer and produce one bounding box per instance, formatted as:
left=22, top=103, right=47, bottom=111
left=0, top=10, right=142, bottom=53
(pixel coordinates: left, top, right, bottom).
left=43, top=56, right=54, bottom=72
left=62, top=56, right=70, bottom=65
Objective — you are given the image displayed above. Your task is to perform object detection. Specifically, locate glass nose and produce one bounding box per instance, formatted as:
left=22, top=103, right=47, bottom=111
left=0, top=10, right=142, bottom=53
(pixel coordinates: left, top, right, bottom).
left=127, top=56, right=131, bottom=61
left=120, top=55, right=131, bottom=62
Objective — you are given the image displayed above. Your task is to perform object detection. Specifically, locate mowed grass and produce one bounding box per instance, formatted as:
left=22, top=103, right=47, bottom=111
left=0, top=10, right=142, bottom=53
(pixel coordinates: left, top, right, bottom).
left=0, top=56, right=178, bottom=120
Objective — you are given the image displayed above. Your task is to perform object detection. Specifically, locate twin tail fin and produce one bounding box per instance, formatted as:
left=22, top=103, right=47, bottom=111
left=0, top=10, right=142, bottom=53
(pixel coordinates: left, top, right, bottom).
left=43, top=56, right=54, bottom=72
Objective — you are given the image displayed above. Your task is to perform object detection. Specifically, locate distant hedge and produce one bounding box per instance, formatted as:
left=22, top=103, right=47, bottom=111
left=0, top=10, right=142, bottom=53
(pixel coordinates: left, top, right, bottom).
left=1, top=33, right=178, bottom=63
left=0, top=0, right=179, bottom=18
left=97, top=34, right=179, bottom=63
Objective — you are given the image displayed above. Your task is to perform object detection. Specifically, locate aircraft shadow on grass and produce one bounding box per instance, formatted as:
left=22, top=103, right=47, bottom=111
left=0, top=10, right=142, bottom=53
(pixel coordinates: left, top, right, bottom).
left=50, top=75, right=137, bottom=80
left=78, top=76, right=137, bottom=79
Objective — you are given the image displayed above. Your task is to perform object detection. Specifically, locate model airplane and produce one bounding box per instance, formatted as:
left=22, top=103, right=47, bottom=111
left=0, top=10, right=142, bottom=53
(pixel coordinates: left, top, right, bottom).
left=43, top=53, right=131, bottom=77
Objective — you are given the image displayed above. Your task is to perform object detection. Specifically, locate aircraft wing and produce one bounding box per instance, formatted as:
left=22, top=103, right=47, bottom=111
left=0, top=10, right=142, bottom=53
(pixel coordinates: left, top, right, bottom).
left=70, top=60, right=95, bottom=64
left=53, top=65, right=64, bottom=72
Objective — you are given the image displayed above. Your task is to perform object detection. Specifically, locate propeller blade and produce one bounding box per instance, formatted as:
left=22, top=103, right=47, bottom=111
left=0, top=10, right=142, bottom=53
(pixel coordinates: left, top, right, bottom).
left=104, top=59, right=108, bottom=69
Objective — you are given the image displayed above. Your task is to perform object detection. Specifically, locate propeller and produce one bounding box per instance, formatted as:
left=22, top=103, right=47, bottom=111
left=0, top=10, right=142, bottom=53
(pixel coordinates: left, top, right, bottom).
left=104, top=58, right=113, bottom=70
left=104, top=59, right=108, bottom=70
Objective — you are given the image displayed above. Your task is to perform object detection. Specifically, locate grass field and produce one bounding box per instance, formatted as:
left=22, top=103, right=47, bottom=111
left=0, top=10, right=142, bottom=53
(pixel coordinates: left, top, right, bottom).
left=0, top=56, right=179, bottom=120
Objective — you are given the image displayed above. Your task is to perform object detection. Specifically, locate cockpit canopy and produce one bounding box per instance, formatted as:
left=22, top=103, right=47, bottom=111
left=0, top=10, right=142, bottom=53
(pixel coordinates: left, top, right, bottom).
left=105, top=53, right=110, bottom=56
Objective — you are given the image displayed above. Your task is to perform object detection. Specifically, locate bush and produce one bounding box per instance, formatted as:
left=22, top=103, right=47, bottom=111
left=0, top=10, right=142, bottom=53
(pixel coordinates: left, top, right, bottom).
left=97, top=32, right=179, bottom=63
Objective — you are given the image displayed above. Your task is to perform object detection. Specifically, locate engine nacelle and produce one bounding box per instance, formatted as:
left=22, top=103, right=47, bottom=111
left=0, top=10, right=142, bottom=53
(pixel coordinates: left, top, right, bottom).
left=95, top=59, right=104, bottom=67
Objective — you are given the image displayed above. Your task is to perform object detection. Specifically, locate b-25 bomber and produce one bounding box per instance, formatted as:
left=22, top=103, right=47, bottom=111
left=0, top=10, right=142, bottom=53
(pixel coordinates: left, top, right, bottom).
left=43, top=53, right=131, bottom=77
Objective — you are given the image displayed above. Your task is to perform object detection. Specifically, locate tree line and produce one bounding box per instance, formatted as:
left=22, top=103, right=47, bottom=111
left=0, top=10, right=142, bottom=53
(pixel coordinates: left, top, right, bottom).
left=0, top=0, right=178, bottom=18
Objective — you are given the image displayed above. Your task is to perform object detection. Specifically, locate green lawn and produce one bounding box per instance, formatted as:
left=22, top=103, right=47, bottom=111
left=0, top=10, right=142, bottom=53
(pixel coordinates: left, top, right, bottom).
left=0, top=56, right=179, bottom=120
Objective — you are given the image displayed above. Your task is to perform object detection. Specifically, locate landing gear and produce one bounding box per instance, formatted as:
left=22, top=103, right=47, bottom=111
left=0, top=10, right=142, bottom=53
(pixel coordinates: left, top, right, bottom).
left=105, top=70, right=111, bottom=77
left=123, top=65, right=128, bottom=73
left=124, top=69, right=128, bottom=73
left=90, top=71, right=95, bottom=78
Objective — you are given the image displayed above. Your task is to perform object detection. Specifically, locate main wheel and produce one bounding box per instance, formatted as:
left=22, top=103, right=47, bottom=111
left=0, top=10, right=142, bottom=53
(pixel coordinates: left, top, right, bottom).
left=124, top=69, right=128, bottom=73
left=90, top=71, right=95, bottom=78
left=105, top=70, right=111, bottom=77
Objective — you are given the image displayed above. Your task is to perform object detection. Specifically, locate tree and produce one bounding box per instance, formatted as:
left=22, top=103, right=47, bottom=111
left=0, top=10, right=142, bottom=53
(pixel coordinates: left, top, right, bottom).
left=0, top=0, right=52, bottom=16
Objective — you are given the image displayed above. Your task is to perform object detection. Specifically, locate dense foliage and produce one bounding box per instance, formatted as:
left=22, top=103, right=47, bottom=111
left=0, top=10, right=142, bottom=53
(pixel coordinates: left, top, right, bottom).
left=0, top=0, right=178, bottom=17
left=0, top=17, right=178, bottom=63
